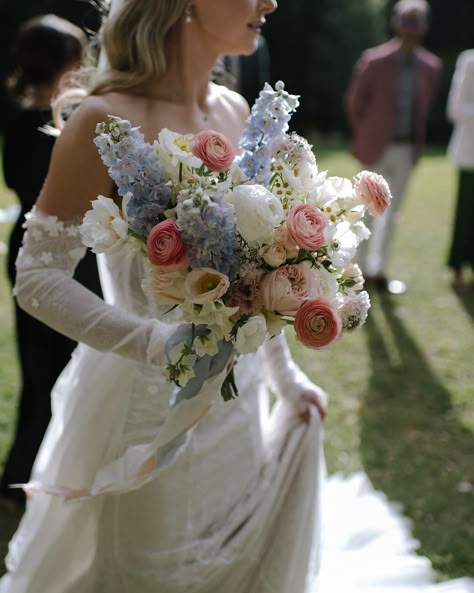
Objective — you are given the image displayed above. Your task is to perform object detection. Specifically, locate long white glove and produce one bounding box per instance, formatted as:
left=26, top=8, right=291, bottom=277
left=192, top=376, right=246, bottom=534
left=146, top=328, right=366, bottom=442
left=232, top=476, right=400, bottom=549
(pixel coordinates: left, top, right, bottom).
left=262, top=332, right=327, bottom=416
left=14, top=207, right=175, bottom=366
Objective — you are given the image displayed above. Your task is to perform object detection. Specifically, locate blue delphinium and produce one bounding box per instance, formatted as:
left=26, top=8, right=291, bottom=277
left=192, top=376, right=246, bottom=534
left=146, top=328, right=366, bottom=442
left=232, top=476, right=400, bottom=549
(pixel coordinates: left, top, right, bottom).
left=236, top=81, right=300, bottom=183
left=176, top=189, right=238, bottom=277
left=94, top=117, right=172, bottom=236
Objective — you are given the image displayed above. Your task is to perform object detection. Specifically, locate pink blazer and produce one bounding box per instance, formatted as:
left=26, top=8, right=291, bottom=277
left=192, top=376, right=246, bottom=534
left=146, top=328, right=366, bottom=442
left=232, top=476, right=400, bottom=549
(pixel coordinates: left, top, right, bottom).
left=345, top=39, right=442, bottom=166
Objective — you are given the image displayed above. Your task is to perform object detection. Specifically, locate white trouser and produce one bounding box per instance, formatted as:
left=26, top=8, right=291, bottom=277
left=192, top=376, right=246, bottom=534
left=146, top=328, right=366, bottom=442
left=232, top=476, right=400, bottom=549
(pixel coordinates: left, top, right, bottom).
left=358, top=143, right=414, bottom=277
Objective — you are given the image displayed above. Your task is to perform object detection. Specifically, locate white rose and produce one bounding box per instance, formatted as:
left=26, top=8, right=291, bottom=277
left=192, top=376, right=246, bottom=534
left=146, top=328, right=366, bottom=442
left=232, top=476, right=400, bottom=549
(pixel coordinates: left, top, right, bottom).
left=80, top=195, right=129, bottom=253
left=234, top=315, right=268, bottom=355
left=233, top=184, right=284, bottom=244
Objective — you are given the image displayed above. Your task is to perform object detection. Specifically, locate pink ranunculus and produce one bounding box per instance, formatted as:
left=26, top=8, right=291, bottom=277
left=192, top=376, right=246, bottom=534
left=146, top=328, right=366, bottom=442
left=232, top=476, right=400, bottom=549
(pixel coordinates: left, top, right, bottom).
left=184, top=268, right=230, bottom=304
left=294, top=298, right=342, bottom=349
left=190, top=130, right=235, bottom=173
left=260, top=264, right=318, bottom=316
left=286, top=203, right=329, bottom=250
left=146, top=220, right=189, bottom=270
left=354, top=170, right=392, bottom=217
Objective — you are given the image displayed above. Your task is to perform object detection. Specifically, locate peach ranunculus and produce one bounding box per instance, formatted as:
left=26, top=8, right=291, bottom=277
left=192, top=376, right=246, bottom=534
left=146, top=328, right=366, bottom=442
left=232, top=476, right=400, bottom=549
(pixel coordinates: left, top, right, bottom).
left=354, top=170, right=392, bottom=217
left=286, top=203, right=329, bottom=250
left=142, top=268, right=186, bottom=305
left=183, top=268, right=230, bottom=304
left=190, top=130, right=235, bottom=173
left=294, top=298, right=342, bottom=349
left=260, top=242, right=288, bottom=267
left=146, top=220, right=189, bottom=270
left=260, top=264, right=318, bottom=316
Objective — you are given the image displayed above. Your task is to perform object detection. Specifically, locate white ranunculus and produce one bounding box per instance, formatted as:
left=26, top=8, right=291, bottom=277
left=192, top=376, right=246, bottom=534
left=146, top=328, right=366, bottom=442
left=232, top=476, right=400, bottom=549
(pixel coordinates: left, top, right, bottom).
left=233, top=184, right=284, bottom=244
left=234, top=315, right=268, bottom=355
left=80, top=195, right=129, bottom=253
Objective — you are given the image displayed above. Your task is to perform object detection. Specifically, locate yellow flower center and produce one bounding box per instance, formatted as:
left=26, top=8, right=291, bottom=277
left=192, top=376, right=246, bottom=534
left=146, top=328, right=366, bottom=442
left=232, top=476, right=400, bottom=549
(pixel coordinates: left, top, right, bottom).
left=197, top=274, right=220, bottom=293
left=174, top=137, right=191, bottom=151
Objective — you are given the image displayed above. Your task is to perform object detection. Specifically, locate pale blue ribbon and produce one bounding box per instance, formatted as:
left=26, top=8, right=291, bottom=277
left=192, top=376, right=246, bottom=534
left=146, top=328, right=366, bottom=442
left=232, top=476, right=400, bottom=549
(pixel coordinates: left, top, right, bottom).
left=165, top=325, right=235, bottom=406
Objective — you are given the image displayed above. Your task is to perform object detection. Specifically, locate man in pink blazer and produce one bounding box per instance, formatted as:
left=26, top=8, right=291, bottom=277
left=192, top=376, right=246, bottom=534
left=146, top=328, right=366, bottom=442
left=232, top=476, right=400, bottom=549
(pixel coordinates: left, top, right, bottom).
left=345, top=0, right=442, bottom=293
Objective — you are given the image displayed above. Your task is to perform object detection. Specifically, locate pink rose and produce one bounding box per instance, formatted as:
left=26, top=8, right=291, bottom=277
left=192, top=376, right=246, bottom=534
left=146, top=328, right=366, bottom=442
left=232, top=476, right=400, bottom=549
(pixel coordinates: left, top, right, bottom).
left=294, top=298, right=342, bottom=349
left=146, top=220, right=189, bottom=270
left=184, top=268, right=230, bottom=304
left=286, top=203, right=329, bottom=250
left=190, top=130, right=235, bottom=173
left=354, top=170, right=392, bottom=217
left=260, top=264, right=317, bottom=315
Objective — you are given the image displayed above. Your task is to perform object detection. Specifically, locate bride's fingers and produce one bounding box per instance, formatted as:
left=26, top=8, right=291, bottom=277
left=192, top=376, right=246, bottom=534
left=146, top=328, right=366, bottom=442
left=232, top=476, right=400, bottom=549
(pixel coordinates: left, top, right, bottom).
left=226, top=356, right=238, bottom=375
left=302, top=391, right=327, bottom=421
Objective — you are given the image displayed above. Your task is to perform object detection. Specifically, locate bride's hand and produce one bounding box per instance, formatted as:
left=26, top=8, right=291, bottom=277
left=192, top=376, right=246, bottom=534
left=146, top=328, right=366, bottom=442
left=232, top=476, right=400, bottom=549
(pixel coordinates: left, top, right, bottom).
left=299, top=389, right=327, bottom=423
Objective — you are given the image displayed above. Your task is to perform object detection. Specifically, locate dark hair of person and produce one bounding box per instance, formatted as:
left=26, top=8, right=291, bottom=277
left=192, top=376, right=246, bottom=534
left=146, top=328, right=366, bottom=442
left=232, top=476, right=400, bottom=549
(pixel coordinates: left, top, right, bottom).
left=6, top=14, right=88, bottom=103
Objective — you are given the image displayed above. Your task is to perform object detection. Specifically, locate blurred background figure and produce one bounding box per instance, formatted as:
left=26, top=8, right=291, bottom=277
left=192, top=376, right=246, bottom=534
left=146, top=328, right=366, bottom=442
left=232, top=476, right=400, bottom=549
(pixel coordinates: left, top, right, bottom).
left=446, top=48, right=474, bottom=292
left=223, top=35, right=271, bottom=106
left=0, top=14, right=102, bottom=506
left=344, top=0, right=442, bottom=294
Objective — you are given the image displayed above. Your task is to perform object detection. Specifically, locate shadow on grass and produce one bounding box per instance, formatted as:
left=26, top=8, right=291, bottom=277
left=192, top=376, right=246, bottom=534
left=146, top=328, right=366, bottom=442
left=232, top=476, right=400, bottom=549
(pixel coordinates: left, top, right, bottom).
left=361, top=292, right=474, bottom=579
left=452, top=286, right=474, bottom=321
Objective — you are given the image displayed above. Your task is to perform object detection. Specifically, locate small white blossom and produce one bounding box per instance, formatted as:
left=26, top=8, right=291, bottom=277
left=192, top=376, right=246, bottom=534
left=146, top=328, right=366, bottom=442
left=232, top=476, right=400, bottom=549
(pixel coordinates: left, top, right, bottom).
left=234, top=315, right=267, bottom=355
left=338, top=291, right=371, bottom=332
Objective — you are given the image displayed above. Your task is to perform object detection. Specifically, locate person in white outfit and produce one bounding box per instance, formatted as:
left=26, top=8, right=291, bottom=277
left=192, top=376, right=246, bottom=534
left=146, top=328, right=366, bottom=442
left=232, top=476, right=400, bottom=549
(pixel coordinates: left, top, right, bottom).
left=446, top=48, right=474, bottom=291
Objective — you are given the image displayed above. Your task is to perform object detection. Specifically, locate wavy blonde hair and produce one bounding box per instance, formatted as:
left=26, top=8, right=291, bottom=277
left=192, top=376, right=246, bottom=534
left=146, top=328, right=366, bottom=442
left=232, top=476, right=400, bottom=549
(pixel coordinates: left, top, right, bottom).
left=53, top=0, right=188, bottom=127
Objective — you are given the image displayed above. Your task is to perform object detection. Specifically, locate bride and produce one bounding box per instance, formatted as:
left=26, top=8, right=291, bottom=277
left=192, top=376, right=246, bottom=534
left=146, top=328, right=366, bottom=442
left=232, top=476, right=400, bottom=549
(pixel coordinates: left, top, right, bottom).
left=1, top=1, right=472, bottom=592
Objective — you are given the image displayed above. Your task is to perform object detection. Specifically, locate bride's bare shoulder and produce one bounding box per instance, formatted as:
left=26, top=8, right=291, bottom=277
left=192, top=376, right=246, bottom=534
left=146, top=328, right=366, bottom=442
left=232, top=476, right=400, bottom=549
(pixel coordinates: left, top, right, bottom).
left=67, top=93, right=131, bottom=129
left=211, top=83, right=250, bottom=126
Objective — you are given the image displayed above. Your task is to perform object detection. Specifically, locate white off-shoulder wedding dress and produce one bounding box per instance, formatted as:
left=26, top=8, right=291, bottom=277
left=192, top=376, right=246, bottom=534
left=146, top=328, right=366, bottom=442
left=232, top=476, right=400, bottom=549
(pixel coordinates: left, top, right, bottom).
left=0, top=211, right=472, bottom=593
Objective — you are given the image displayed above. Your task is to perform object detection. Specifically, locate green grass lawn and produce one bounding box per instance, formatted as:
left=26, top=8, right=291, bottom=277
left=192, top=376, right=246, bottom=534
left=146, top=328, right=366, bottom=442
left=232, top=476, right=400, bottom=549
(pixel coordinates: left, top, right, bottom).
left=0, top=143, right=473, bottom=579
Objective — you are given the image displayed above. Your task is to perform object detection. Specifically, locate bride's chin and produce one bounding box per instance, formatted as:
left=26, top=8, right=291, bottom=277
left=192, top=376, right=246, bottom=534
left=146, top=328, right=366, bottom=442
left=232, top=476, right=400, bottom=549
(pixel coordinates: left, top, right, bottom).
left=235, top=37, right=260, bottom=57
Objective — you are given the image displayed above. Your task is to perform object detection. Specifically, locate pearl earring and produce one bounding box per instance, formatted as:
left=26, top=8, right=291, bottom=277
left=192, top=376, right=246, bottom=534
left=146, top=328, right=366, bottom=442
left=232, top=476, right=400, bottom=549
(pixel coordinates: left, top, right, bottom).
left=185, top=3, right=193, bottom=23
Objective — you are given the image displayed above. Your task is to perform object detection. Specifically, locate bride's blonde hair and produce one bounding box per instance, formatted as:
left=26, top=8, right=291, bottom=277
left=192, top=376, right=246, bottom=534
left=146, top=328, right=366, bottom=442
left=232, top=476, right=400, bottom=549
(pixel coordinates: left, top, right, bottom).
left=91, top=0, right=187, bottom=94
left=53, top=0, right=188, bottom=127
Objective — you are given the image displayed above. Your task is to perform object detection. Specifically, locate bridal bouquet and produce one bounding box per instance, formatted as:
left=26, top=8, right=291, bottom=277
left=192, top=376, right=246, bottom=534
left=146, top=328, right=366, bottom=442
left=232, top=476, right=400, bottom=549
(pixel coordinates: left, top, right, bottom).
left=80, top=82, right=391, bottom=402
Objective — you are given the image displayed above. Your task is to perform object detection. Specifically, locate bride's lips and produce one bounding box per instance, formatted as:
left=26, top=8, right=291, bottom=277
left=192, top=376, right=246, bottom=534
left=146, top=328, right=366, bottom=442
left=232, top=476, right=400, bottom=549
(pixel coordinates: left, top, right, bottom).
left=248, top=19, right=265, bottom=34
